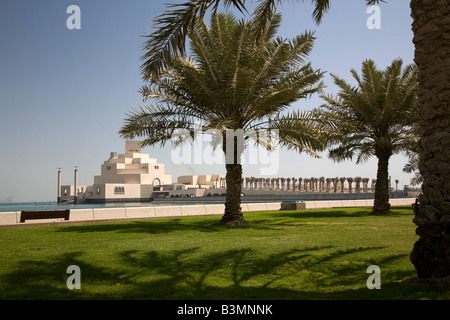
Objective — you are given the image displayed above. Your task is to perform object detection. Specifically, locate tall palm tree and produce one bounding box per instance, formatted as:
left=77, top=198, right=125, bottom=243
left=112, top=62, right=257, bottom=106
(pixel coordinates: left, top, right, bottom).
left=142, top=0, right=450, bottom=279
left=320, top=59, right=418, bottom=214
left=409, top=0, right=450, bottom=279
left=121, top=12, right=327, bottom=225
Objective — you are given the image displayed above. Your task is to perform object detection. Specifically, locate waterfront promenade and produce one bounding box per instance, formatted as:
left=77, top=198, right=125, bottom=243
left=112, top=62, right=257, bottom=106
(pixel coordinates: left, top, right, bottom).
left=0, top=198, right=416, bottom=228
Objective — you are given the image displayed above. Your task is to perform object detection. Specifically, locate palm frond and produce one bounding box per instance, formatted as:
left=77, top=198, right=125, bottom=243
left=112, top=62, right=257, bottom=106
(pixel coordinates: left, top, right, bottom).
left=252, top=0, right=280, bottom=42
left=251, top=64, right=325, bottom=114
left=246, top=26, right=316, bottom=105
left=257, top=109, right=331, bottom=157
left=141, top=0, right=247, bottom=80
left=119, top=104, right=198, bottom=147
left=141, top=0, right=389, bottom=78
left=310, top=0, right=331, bottom=24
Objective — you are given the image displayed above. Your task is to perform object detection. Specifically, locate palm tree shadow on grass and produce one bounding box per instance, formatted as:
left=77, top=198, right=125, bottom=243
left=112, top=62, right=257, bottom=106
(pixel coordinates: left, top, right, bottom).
left=274, top=209, right=370, bottom=219
left=53, top=206, right=414, bottom=236
left=53, top=208, right=380, bottom=235
left=2, top=245, right=443, bottom=300
left=273, top=206, right=413, bottom=220
left=54, top=218, right=229, bottom=235
left=0, top=251, right=125, bottom=299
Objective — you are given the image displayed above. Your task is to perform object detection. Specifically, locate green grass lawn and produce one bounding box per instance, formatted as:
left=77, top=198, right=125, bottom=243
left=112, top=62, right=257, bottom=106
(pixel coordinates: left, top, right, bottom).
left=0, top=206, right=448, bottom=300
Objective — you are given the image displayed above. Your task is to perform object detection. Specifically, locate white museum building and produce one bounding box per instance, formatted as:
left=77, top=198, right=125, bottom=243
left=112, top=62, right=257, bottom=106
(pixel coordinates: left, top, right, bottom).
left=59, top=141, right=226, bottom=203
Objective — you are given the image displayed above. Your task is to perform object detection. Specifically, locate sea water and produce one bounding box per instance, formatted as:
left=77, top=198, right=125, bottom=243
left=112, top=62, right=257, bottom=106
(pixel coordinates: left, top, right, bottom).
left=0, top=201, right=201, bottom=213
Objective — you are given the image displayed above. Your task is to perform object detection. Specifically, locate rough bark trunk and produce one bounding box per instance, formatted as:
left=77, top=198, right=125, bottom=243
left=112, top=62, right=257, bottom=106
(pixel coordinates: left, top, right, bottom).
left=219, top=133, right=248, bottom=226
left=372, top=154, right=391, bottom=214
left=219, top=163, right=247, bottom=225
left=410, top=0, right=450, bottom=279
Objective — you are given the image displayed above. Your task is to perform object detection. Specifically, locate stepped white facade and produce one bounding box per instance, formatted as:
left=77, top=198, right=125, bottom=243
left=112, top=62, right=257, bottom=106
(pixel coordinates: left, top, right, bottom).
left=60, top=141, right=226, bottom=203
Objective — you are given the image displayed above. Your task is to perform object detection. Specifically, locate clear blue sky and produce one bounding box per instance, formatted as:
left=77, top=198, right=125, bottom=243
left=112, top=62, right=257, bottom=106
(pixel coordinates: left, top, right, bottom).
left=0, top=0, right=415, bottom=202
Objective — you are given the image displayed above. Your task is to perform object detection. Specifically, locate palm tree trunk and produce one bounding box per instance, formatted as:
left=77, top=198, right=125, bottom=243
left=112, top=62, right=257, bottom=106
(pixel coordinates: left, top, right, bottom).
left=219, top=163, right=247, bottom=225
left=410, top=0, right=450, bottom=279
left=219, top=133, right=248, bottom=226
left=372, top=155, right=391, bottom=215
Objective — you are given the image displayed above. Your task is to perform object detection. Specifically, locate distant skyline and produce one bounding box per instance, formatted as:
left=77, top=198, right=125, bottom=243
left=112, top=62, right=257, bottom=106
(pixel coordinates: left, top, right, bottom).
left=0, top=0, right=416, bottom=202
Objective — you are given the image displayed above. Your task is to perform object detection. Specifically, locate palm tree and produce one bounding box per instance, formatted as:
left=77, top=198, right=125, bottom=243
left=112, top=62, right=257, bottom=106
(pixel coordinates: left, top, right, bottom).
left=339, top=177, right=346, bottom=193
left=365, top=178, right=372, bottom=192
left=292, top=177, right=297, bottom=191
left=332, top=177, right=338, bottom=193
left=355, top=176, right=362, bottom=193
left=320, top=59, right=418, bottom=214
left=121, top=12, right=326, bottom=225
left=319, top=176, right=325, bottom=192
left=314, top=177, right=319, bottom=192
left=303, top=178, right=309, bottom=192
left=347, top=177, right=353, bottom=193
left=325, top=177, right=332, bottom=192
left=409, top=0, right=450, bottom=279
left=142, top=0, right=450, bottom=279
